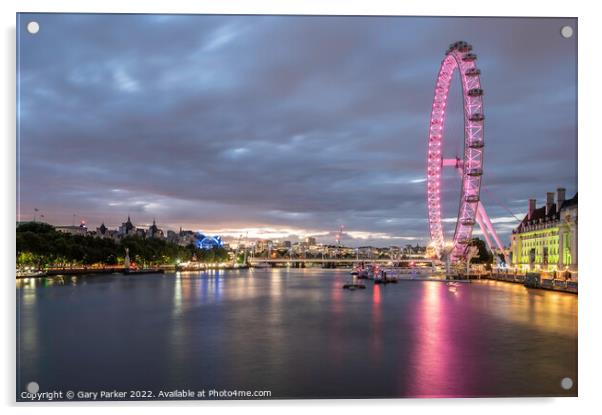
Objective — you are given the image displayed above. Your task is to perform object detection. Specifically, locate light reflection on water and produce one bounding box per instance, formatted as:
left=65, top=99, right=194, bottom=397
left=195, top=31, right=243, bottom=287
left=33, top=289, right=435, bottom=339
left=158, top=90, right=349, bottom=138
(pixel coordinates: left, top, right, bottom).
left=16, top=269, right=577, bottom=399
left=410, top=282, right=451, bottom=397
left=370, top=284, right=383, bottom=364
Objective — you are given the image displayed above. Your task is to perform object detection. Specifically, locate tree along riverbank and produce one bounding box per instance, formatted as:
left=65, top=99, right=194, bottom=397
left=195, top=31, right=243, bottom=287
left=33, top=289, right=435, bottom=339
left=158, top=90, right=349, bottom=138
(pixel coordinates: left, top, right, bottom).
left=16, top=222, right=228, bottom=271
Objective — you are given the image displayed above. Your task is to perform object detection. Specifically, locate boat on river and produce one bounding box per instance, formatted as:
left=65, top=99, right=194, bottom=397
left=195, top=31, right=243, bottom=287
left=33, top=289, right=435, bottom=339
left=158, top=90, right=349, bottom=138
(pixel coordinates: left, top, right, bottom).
left=16, top=270, right=47, bottom=279
left=374, top=268, right=398, bottom=284
left=342, top=283, right=366, bottom=290
left=343, top=273, right=366, bottom=290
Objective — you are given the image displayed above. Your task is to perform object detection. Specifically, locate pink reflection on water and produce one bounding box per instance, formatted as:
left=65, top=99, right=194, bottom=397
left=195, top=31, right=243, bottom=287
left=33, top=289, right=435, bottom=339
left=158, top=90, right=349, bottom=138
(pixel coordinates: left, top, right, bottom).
left=373, top=284, right=381, bottom=305
left=327, top=274, right=344, bottom=368
left=370, top=284, right=383, bottom=362
left=331, top=277, right=342, bottom=312
left=407, top=282, right=453, bottom=397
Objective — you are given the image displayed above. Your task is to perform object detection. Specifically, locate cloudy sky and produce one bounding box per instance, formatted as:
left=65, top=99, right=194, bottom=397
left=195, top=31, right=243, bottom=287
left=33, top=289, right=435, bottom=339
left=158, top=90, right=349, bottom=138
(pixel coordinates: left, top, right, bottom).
left=17, top=14, right=577, bottom=247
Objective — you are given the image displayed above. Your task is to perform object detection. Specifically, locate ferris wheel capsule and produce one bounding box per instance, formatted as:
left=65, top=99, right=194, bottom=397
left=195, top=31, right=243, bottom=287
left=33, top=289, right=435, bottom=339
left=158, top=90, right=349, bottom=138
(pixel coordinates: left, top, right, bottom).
left=467, top=168, right=483, bottom=177
left=461, top=218, right=476, bottom=226
left=468, top=88, right=484, bottom=97
left=465, top=68, right=481, bottom=76
left=469, top=139, right=485, bottom=149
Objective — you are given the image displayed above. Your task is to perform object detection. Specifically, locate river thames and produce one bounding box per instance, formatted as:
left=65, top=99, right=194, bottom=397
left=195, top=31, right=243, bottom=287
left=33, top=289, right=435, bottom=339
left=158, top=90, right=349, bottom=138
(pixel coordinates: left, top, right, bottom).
left=16, top=268, right=577, bottom=399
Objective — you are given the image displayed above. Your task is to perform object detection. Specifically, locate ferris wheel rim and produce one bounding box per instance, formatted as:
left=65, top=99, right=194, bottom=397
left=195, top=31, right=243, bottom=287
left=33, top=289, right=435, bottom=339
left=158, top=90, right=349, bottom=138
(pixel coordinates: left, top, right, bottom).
left=426, top=41, right=485, bottom=261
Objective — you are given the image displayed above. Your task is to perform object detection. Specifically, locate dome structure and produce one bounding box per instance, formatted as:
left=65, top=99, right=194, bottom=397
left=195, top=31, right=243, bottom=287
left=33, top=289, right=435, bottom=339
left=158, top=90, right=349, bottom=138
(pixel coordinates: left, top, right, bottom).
left=194, top=233, right=224, bottom=250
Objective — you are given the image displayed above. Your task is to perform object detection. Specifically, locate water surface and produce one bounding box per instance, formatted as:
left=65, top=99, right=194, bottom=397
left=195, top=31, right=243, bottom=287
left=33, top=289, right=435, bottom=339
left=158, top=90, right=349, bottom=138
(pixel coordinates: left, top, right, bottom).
left=17, top=268, right=577, bottom=399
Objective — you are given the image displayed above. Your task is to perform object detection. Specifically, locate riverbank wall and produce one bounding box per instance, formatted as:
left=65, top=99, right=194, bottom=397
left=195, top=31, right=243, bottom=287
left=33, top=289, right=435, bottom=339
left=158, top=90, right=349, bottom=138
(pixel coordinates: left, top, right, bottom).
left=480, top=272, right=577, bottom=294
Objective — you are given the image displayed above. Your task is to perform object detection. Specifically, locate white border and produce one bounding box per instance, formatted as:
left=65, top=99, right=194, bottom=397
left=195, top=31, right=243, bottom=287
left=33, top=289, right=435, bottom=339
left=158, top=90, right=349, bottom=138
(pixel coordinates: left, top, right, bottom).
left=2, top=1, right=601, bottom=414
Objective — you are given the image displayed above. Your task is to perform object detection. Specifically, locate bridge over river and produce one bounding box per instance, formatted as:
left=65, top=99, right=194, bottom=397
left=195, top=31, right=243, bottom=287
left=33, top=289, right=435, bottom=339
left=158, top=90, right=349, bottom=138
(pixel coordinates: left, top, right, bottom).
left=248, top=258, right=436, bottom=266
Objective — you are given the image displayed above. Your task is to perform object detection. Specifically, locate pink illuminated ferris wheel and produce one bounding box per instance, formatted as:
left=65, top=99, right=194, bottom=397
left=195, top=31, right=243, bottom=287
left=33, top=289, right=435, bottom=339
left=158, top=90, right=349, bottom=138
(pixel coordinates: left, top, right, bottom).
left=427, top=41, right=503, bottom=261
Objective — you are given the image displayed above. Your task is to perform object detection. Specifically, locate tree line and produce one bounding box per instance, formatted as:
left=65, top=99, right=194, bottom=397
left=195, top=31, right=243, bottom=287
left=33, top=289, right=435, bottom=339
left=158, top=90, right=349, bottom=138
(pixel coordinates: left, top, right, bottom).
left=16, top=222, right=229, bottom=269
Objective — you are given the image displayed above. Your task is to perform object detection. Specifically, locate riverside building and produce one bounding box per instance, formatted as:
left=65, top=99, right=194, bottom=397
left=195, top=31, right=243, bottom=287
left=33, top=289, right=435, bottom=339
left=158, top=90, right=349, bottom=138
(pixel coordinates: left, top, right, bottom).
left=55, top=221, right=88, bottom=236
left=510, top=188, right=577, bottom=276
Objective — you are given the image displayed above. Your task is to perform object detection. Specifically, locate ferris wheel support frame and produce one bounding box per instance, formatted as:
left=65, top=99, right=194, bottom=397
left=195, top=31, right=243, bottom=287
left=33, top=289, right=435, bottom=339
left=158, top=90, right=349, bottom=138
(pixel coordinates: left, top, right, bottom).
left=446, top=162, right=504, bottom=253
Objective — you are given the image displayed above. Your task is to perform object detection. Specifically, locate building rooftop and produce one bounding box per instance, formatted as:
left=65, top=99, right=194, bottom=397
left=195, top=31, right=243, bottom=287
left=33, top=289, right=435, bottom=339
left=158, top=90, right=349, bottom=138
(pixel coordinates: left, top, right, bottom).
left=562, top=193, right=578, bottom=208
left=517, top=192, right=577, bottom=230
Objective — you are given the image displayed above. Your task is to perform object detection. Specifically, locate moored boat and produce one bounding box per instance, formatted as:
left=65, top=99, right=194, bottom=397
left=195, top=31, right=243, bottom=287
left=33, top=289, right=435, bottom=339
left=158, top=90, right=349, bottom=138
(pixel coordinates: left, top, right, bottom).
left=342, top=283, right=366, bottom=290
left=373, top=269, right=398, bottom=284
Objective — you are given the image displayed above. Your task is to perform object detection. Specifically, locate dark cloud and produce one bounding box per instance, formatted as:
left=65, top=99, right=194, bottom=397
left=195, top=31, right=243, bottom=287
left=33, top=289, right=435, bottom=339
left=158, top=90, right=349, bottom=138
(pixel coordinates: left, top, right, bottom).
left=17, top=14, right=577, bottom=246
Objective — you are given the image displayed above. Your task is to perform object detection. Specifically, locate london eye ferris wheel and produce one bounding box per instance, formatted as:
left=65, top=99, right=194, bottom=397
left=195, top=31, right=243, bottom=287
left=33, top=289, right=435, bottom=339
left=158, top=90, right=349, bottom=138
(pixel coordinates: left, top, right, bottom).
left=426, top=41, right=504, bottom=262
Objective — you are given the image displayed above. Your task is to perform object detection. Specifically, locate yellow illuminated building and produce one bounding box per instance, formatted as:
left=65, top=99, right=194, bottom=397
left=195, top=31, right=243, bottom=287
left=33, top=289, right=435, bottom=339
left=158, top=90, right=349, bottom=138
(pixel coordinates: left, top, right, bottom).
left=510, top=188, right=577, bottom=276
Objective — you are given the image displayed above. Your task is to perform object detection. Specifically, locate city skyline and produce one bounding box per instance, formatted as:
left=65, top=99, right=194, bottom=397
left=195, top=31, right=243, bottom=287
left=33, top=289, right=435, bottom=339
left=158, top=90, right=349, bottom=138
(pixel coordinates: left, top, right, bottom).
left=17, top=14, right=577, bottom=247
left=31, top=214, right=425, bottom=248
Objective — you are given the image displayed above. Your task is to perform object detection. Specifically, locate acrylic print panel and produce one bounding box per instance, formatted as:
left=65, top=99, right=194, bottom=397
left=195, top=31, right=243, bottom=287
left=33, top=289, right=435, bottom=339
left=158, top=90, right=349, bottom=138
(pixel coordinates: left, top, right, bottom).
left=16, top=13, right=578, bottom=401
